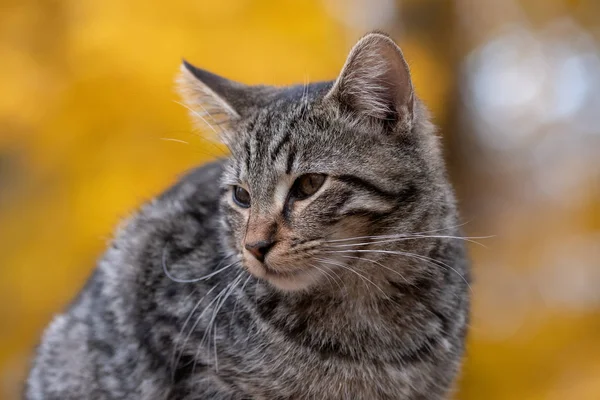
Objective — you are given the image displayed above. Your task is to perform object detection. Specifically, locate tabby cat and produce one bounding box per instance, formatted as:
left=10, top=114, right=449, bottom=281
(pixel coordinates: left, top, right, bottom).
left=26, top=32, right=470, bottom=399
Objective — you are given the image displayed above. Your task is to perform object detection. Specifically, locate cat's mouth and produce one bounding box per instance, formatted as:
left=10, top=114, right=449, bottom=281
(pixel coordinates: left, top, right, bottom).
left=246, top=259, right=303, bottom=279
left=244, top=258, right=316, bottom=291
left=263, top=264, right=303, bottom=279
left=262, top=266, right=317, bottom=291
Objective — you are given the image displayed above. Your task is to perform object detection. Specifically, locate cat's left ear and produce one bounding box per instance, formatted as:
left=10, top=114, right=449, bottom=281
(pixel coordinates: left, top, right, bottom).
left=177, top=60, right=253, bottom=139
left=325, top=33, right=414, bottom=130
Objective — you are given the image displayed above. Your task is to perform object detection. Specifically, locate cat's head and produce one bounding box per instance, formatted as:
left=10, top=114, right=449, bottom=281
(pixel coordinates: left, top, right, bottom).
left=179, top=33, right=449, bottom=292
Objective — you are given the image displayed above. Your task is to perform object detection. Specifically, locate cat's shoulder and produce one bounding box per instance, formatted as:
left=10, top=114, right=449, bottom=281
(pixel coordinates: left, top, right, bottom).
left=129, top=158, right=226, bottom=226
left=110, top=159, right=226, bottom=263
left=158, top=158, right=226, bottom=205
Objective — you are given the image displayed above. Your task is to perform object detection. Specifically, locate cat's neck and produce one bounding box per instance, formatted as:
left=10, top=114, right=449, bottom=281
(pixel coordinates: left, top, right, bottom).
left=250, top=272, right=401, bottom=321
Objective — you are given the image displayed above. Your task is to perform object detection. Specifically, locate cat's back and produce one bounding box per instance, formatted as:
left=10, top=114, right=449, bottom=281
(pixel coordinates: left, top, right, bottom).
left=25, top=160, right=227, bottom=399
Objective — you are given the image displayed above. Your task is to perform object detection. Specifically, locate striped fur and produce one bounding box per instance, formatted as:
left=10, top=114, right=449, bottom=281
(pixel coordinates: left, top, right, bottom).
left=26, top=33, right=470, bottom=399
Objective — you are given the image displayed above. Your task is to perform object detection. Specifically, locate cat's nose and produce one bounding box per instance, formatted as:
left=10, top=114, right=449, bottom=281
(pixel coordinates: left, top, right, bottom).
left=244, top=239, right=275, bottom=262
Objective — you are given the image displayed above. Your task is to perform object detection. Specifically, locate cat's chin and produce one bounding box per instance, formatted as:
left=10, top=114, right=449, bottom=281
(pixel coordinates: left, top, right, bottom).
left=263, top=269, right=317, bottom=292
left=244, top=261, right=317, bottom=292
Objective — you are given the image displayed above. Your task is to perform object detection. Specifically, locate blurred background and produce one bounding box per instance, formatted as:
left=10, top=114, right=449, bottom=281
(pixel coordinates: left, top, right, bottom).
left=1, top=0, right=599, bottom=398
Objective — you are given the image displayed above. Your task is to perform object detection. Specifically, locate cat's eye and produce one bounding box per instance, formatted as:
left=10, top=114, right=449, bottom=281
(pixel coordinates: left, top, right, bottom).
left=291, top=174, right=326, bottom=200
left=232, top=186, right=251, bottom=208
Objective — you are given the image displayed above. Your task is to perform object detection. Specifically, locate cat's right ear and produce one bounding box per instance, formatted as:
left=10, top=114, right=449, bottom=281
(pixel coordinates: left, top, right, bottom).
left=325, top=33, right=414, bottom=131
left=177, top=60, right=251, bottom=140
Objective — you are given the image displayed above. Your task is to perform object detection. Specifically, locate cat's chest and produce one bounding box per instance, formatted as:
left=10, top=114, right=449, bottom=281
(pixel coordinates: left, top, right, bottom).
left=180, top=352, right=418, bottom=400
left=178, top=322, right=419, bottom=400
left=166, top=285, right=427, bottom=398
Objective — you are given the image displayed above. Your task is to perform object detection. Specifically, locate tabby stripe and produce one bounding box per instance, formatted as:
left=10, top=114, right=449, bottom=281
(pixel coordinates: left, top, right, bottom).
left=262, top=110, right=273, bottom=130
left=335, top=175, right=399, bottom=201
left=396, top=182, right=419, bottom=204
left=270, top=130, right=291, bottom=162
left=431, top=309, right=450, bottom=334
left=317, top=191, right=355, bottom=226
left=254, top=307, right=361, bottom=362
left=338, top=208, right=391, bottom=221
left=285, top=145, right=296, bottom=175
left=399, top=334, right=438, bottom=365
left=250, top=288, right=439, bottom=364
left=232, top=159, right=242, bottom=179
left=244, top=113, right=258, bottom=135
left=244, top=139, right=252, bottom=172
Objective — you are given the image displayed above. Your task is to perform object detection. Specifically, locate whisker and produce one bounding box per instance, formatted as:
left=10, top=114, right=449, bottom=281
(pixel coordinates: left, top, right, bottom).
left=336, top=254, right=410, bottom=284
left=317, top=263, right=347, bottom=293
left=174, top=277, right=237, bottom=374
left=172, top=100, right=228, bottom=157
left=170, top=284, right=218, bottom=380
left=300, top=73, right=310, bottom=118
left=173, top=100, right=220, bottom=136
left=315, top=257, right=387, bottom=296
left=203, top=273, right=243, bottom=372
left=160, top=137, right=190, bottom=144
left=322, top=221, right=476, bottom=244
left=230, top=274, right=253, bottom=329
left=326, top=234, right=492, bottom=249
left=188, top=283, right=230, bottom=375
left=310, top=263, right=342, bottom=291
left=194, top=103, right=231, bottom=156
left=159, top=130, right=227, bottom=159
left=162, top=248, right=237, bottom=283
left=325, top=249, right=472, bottom=293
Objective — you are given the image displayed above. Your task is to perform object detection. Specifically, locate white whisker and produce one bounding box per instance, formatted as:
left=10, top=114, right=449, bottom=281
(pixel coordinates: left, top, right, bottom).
left=327, top=234, right=492, bottom=248
left=160, top=137, right=190, bottom=144
left=175, top=281, right=233, bottom=374
left=322, top=221, right=476, bottom=244
left=310, top=263, right=342, bottom=291
left=173, top=100, right=220, bottom=136
left=230, top=274, right=253, bottom=328
left=336, top=254, right=410, bottom=284
left=170, top=284, right=218, bottom=380
left=204, top=273, right=243, bottom=372
left=172, top=100, right=228, bottom=156
left=325, top=249, right=472, bottom=293
left=315, top=257, right=387, bottom=296
left=162, top=248, right=237, bottom=283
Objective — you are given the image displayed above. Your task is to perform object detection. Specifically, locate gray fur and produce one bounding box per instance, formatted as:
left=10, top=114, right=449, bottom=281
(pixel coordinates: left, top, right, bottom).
left=26, top=33, right=470, bottom=399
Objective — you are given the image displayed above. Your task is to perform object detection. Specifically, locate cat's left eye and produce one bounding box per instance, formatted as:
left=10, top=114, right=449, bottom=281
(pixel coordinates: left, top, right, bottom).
left=290, top=174, right=326, bottom=200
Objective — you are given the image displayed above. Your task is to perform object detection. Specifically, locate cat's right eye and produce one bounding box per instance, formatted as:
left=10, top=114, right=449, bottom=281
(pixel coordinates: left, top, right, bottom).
left=232, top=186, right=251, bottom=208
left=290, top=174, right=326, bottom=200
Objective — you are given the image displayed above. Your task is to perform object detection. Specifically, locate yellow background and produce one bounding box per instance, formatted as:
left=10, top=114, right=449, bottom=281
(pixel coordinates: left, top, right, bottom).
left=1, top=0, right=599, bottom=398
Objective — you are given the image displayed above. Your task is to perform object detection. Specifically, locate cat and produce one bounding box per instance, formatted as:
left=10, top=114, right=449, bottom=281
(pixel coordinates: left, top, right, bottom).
left=26, top=32, right=470, bottom=399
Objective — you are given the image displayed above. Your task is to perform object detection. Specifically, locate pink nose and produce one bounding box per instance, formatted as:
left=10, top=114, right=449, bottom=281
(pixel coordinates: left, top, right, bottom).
left=244, top=239, right=275, bottom=262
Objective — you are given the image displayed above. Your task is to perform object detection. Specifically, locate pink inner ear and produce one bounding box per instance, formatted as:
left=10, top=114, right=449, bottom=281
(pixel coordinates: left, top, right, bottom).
left=327, top=33, right=414, bottom=123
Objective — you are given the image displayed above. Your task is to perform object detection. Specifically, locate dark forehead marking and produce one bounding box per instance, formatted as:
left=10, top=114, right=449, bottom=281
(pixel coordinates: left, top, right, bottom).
left=234, top=159, right=241, bottom=178
left=243, top=139, right=251, bottom=175
left=238, top=113, right=262, bottom=176
left=285, top=144, right=296, bottom=175
left=268, top=105, right=306, bottom=163
left=270, top=129, right=291, bottom=163
left=243, top=111, right=259, bottom=135
left=235, top=81, right=334, bottom=180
